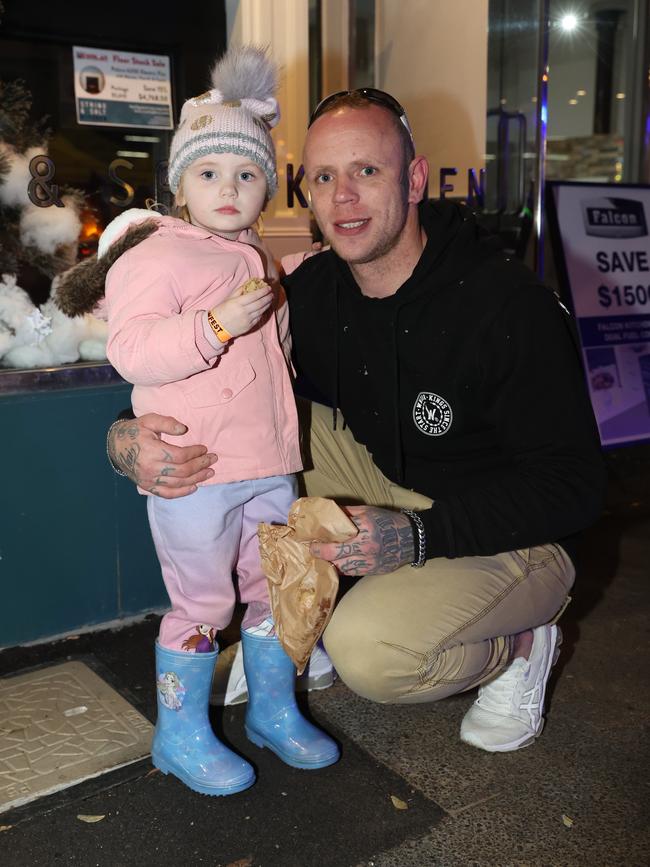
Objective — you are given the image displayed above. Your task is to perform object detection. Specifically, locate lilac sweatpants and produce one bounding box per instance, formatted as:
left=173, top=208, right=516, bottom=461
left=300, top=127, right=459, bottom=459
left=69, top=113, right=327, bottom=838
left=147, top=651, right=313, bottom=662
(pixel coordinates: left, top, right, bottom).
left=147, top=474, right=297, bottom=652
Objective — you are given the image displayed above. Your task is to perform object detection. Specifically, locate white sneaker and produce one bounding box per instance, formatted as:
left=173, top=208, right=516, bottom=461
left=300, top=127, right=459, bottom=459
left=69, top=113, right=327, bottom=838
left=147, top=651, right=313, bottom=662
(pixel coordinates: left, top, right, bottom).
left=460, top=624, right=562, bottom=753
left=210, top=639, right=335, bottom=706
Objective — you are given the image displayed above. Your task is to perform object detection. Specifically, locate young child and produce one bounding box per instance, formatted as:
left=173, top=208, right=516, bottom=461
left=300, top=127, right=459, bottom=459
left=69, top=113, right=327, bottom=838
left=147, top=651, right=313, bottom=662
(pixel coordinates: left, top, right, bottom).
left=99, top=46, right=339, bottom=796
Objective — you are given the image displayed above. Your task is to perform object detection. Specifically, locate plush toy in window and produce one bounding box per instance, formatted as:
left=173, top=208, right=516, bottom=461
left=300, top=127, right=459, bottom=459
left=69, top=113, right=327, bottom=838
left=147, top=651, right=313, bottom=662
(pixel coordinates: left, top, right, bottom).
left=0, top=272, right=108, bottom=369
left=0, top=75, right=108, bottom=369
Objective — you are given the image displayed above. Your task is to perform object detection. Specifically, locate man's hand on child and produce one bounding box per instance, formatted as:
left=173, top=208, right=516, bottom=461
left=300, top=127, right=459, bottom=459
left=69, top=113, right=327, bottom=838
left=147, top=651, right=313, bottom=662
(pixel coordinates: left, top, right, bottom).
left=212, top=283, right=273, bottom=338
left=108, top=414, right=218, bottom=498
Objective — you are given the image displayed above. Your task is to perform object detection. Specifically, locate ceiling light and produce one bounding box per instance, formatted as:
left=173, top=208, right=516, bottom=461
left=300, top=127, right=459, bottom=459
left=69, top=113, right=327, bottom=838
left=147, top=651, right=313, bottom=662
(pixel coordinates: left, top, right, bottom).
left=124, top=135, right=160, bottom=143
left=560, top=13, right=578, bottom=31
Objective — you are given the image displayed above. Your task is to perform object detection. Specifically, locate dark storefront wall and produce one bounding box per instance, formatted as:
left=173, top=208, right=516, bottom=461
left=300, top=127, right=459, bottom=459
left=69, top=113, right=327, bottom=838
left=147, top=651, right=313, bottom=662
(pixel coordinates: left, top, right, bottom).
left=0, top=380, right=168, bottom=647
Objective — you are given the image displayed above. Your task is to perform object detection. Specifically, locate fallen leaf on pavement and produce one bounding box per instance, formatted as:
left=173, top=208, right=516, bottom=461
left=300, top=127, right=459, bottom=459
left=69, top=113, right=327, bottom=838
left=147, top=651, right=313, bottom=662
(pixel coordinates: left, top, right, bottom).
left=562, top=814, right=574, bottom=827
left=77, top=814, right=105, bottom=823
left=390, top=795, right=408, bottom=810
left=225, top=858, right=254, bottom=867
left=0, top=825, right=13, bottom=832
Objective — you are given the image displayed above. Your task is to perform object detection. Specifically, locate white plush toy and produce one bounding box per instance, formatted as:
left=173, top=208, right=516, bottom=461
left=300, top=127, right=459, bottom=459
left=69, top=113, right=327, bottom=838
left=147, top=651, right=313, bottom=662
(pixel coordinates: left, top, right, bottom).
left=0, top=273, right=108, bottom=369
left=0, top=273, right=52, bottom=364
left=2, top=208, right=166, bottom=368
left=0, top=140, right=109, bottom=368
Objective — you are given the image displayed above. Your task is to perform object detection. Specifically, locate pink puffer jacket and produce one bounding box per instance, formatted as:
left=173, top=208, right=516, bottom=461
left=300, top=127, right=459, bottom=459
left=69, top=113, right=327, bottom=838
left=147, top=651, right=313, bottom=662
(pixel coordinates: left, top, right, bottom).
left=105, top=216, right=302, bottom=488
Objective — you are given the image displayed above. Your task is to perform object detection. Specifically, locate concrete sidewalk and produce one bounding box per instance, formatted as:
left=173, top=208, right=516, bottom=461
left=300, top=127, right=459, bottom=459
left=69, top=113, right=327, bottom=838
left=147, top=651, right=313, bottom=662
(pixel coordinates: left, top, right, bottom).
left=332, top=510, right=650, bottom=865
left=1, top=510, right=648, bottom=866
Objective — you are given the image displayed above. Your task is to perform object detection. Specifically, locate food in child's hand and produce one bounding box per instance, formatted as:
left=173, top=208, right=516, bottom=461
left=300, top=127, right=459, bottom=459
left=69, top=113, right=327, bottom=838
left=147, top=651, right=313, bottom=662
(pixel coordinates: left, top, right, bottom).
left=240, top=277, right=268, bottom=294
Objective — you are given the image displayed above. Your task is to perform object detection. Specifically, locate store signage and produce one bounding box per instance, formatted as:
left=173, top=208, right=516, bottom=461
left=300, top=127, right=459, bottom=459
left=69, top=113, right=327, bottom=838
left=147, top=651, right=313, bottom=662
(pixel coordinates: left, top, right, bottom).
left=582, top=197, right=648, bottom=238
left=548, top=181, right=650, bottom=448
left=27, top=157, right=485, bottom=210
left=73, top=46, right=173, bottom=130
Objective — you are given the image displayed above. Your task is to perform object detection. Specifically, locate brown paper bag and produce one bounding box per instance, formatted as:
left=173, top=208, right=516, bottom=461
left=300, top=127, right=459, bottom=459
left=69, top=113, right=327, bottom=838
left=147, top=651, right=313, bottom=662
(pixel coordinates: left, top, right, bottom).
left=258, top=497, right=358, bottom=674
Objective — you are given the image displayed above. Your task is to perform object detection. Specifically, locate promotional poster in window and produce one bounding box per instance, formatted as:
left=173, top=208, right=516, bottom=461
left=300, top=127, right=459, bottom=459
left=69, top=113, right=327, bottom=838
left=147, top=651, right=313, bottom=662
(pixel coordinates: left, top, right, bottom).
left=549, top=181, right=650, bottom=448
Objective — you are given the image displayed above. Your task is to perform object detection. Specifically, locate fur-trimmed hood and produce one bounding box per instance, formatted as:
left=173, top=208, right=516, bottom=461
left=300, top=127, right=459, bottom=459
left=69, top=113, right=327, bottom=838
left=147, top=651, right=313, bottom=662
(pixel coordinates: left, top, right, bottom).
left=55, top=212, right=162, bottom=318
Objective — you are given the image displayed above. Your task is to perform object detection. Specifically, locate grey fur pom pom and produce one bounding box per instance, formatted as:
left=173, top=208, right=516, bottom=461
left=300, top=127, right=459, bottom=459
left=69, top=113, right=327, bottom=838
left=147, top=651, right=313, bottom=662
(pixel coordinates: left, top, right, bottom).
left=210, top=45, right=278, bottom=102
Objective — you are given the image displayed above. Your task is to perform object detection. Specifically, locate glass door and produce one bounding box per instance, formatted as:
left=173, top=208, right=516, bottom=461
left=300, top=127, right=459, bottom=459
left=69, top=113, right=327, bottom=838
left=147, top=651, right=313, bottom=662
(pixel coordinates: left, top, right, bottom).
left=484, top=0, right=648, bottom=274
left=484, top=0, right=542, bottom=263
left=546, top=0, right=644, bottom=185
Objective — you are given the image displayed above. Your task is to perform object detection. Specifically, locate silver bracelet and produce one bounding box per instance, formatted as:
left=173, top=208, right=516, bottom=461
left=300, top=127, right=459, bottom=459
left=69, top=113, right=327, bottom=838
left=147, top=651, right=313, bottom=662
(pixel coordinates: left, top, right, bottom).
left=106, top=420, right=128, bottom=477
left=401, top=509, right=427, bottom=568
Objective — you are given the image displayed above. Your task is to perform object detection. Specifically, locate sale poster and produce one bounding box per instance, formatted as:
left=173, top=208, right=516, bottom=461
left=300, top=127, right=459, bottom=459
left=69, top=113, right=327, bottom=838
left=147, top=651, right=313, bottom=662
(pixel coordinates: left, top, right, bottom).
left=73, top=45, right=173, bottom=130
left=548, top=181, right=650, bottom=448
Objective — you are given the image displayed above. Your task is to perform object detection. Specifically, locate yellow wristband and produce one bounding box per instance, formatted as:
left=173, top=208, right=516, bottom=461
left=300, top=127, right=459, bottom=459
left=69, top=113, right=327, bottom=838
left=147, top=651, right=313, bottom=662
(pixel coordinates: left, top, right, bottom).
left=207, top=309, right=233, bottom=344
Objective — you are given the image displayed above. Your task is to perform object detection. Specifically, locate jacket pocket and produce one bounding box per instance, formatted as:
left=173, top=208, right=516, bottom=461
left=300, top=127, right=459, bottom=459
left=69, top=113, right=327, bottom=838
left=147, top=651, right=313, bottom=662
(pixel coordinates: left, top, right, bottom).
left=184, top=359, right=256, bottom=407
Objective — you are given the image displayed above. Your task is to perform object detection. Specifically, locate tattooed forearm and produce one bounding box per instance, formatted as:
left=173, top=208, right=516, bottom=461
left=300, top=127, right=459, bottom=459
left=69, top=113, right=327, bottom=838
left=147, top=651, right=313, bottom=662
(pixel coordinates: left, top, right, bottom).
left=109, top=423, right=139, bottom=466
left=118, top=444, right=140, bottom=473
left=332, top=541, right=365, bottom=559
left=338, top=558, right=370, bottom=573
left=107, top=419, right=189, bottom=497
left=374, top=511, right=415, bottom=573
left=110, top=423, right=142, bottom=483
left=115, top=443, right=140, bottom=481
left=115, top=423, right=141, bottom=441
left=320, top=507, right=417, bottom=577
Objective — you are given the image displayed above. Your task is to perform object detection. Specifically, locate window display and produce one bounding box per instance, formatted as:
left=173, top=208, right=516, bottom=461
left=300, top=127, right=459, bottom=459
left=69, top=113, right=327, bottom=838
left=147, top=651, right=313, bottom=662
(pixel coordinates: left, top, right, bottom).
left=0, top=76, right=105, bottom=370
left=0, top=39, right=172, bottom=371
left=0, top=0, right=227, bottom=378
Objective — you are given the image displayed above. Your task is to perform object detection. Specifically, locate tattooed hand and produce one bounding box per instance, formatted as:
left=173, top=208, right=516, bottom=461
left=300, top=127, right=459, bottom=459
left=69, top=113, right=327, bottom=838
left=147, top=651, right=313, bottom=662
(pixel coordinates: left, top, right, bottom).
left=310, top=506, right=416, bottom=576
left=108, top=413, right=218, bottom=498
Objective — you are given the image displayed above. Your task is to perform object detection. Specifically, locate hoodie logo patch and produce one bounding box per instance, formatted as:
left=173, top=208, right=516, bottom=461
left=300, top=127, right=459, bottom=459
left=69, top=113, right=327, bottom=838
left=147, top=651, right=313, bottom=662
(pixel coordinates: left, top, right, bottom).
left=413, top=392, right=453, bottom=437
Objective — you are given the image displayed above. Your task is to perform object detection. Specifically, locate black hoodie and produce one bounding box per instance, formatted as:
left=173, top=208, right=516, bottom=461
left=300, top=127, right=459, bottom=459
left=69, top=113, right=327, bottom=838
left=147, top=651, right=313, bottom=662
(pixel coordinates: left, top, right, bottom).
left=284, top=199, right=607, bottom=564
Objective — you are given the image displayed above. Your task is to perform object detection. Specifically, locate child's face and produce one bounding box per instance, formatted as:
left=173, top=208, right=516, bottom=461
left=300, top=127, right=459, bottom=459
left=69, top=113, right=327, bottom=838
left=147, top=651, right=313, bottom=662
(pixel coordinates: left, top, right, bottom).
left=178, top=153, right=268, bottom=239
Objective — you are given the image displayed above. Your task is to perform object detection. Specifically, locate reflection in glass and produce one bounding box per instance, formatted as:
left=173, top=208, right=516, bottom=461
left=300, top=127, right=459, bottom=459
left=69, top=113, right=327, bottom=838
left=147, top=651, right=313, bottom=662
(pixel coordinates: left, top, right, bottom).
left=546, top=1, right=632, bottom=183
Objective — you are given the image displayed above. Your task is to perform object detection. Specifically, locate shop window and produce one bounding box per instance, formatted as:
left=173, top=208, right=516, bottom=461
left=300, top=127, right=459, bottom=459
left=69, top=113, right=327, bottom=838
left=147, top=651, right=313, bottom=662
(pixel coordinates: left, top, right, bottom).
left=0, top=0, right=226, bottom=373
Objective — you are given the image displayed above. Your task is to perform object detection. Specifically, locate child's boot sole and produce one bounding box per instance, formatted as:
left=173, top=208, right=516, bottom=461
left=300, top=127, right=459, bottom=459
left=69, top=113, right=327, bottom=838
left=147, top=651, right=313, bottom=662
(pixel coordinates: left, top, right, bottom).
left=245, top=725, right=340, bottom=770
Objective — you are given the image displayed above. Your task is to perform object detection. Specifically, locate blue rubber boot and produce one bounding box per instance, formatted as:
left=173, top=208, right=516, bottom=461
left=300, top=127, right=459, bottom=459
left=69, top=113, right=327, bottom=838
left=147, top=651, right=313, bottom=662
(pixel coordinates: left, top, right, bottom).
left=241, top=629, right=340, bottom=769
left=152, top=642, right=255, bottom=795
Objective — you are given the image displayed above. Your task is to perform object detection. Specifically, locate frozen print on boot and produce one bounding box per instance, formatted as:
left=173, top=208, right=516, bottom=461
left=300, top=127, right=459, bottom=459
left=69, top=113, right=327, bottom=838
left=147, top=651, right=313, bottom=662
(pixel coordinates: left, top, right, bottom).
left=157, top=671, right=186, bottom=710
left=152, top=642, right=255, bottom=795
left=182, top=625, right=216, bottom=653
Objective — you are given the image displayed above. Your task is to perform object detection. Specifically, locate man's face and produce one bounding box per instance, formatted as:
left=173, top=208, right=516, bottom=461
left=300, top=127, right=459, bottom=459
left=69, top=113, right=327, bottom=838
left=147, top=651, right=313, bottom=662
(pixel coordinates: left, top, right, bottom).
left=178, top=153, right=267, bottom=240
left=303, top=104, right=412, bottom=266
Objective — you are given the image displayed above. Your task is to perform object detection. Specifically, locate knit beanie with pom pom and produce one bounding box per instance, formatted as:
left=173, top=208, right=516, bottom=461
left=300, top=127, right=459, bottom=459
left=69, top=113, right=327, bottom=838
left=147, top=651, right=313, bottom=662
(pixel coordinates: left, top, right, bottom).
left=167, top=45, right=280, bottom=197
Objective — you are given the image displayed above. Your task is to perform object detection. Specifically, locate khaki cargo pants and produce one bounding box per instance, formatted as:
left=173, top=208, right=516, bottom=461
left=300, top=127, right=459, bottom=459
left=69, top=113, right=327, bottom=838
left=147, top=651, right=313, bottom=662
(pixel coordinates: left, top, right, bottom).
left=299, top=400, right=575, bottom=704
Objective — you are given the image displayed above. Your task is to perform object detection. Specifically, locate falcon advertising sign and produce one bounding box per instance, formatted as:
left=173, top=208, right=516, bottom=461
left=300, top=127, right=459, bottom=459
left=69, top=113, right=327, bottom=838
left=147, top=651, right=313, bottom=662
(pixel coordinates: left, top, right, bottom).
left=548, top=181, right=650, bottom=448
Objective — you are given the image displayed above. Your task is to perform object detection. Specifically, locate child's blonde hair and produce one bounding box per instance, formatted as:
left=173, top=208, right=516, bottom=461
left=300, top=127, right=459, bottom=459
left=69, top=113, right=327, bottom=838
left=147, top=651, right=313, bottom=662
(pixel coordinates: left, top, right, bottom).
left=172, top=178, right=191, bottom=224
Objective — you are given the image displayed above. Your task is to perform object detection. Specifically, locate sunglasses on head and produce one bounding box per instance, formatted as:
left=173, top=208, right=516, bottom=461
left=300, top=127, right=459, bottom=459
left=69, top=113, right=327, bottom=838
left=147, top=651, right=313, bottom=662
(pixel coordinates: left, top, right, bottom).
left=308, top=88, right=414, bottom=140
